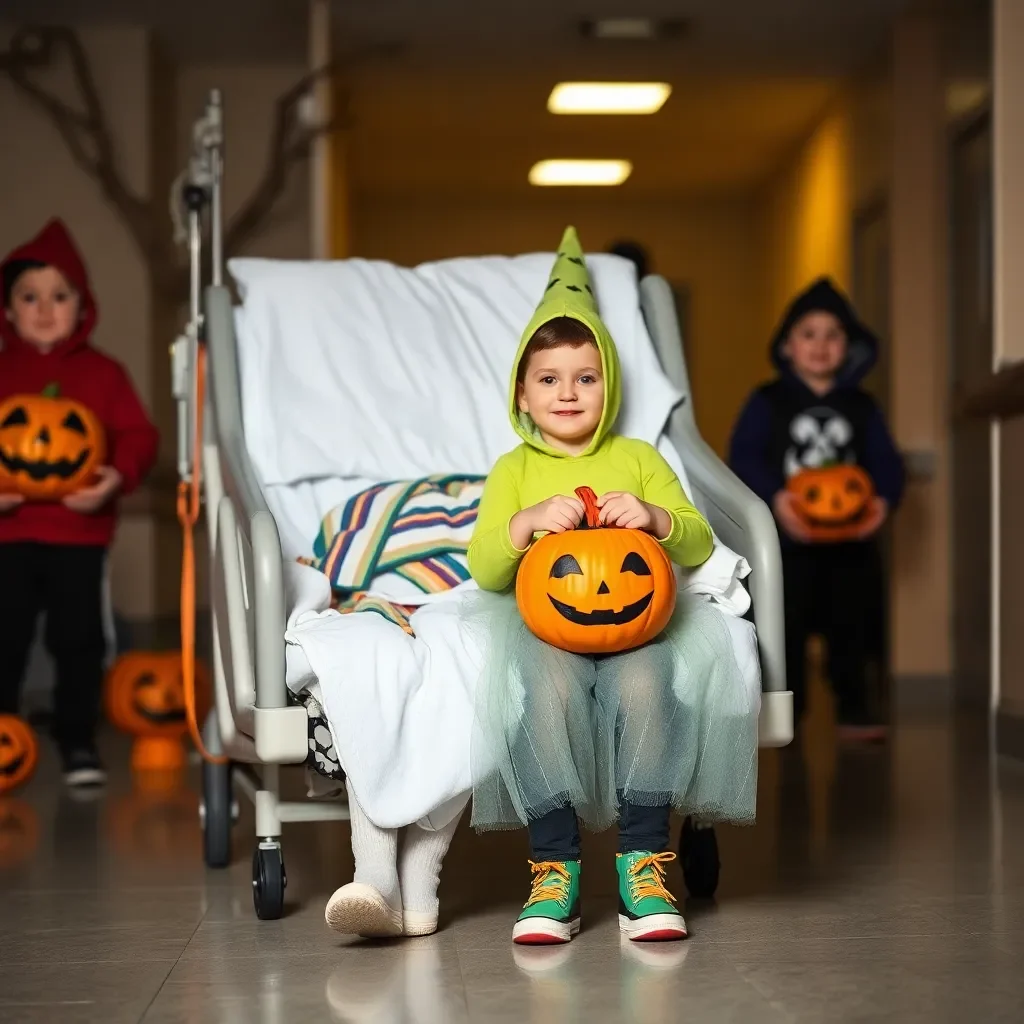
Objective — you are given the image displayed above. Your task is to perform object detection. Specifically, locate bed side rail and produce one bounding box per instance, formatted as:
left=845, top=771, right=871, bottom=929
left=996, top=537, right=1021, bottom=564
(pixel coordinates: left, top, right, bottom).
left=204, top=285, right=307, bottom=761
left=640, top=276, right=792, bottom=743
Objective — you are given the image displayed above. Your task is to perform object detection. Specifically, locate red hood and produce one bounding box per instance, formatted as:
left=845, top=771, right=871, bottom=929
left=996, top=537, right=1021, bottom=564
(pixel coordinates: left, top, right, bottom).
left=0, top=218, right=98, bottom=356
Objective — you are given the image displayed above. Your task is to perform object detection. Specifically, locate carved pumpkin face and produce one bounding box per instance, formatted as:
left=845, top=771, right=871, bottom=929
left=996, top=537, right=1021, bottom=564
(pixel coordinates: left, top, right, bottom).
left=516, top=486, right=677, bottom=655
left=0, top=386, right=105, bottom=501
left=0, top=715, right=39, bottom=794
left=0, top=798, right=39, bottom=869
left=787, top=464, right=874, bottom=526
left=105, top=652, right=209, bottom=738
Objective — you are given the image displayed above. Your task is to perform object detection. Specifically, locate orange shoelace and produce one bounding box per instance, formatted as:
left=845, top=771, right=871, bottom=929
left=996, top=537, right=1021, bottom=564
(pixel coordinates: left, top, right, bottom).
left=524, top=860, right=573, bottom=909
left=626, top=852, right=678, bottom=904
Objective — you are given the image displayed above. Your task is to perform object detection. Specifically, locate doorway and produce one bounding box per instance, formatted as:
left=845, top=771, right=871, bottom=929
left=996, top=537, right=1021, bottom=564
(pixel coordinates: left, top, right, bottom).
left=852, top=198, right=892, bottom=691
left=950, top=109, right=993, bottom=709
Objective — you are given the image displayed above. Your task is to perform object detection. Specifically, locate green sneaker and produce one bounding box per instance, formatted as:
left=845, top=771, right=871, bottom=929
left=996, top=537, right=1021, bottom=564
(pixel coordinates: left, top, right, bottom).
left=512, top=860, right=582, bottom=945
left=617, top=852, right=688, bottom=941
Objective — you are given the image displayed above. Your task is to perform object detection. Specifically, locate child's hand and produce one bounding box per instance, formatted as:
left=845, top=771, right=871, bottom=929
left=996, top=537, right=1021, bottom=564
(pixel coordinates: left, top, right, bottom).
left=0, top=492, right=24, bottom=513
left=512, top=495, right=585, bottom=546
left=772, top=491, right=814, bottom=543
left=62, top=466, right=123, bottom=513
left=849, top=497, right=888, bottom=540
left=597, top=491, right=661, bottom=533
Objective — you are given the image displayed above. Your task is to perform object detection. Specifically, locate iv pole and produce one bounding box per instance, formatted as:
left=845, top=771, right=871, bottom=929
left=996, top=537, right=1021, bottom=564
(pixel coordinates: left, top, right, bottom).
left=171, top=90, right=223, bottom=486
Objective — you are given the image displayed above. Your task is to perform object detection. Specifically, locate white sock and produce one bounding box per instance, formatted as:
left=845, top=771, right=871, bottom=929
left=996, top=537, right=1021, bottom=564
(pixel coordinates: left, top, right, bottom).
left=398, top=808, right=462, bottom=915
left=347, top=781, right=401, bottom=908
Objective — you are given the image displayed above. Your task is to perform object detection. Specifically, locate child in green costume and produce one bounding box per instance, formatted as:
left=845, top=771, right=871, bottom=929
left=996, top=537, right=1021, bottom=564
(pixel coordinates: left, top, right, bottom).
left=466, top=227, right=758, bottom=945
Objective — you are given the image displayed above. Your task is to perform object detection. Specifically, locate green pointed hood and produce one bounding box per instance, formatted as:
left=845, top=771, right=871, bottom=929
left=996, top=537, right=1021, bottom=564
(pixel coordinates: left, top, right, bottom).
left=510, top=226, right=621, bottom=457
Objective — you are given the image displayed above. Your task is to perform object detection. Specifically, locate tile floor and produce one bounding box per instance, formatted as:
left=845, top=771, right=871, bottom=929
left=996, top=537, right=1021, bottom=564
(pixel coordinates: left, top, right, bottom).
left=2, top=702, right=1024, bottom=1022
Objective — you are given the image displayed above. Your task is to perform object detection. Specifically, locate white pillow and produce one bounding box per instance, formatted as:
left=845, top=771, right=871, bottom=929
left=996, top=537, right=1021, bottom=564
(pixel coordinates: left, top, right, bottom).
left=230, top=252, right=682, bottom=487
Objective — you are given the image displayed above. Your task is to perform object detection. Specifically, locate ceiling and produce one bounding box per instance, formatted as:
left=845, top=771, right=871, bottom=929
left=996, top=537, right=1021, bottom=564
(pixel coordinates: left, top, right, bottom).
left=4, top=0, right=924, bottom=68
left=347, top=66, right=838, bottom=199
left=338, top=0, right=915, bottom=75
left=4, top=0, right=988, bottom=200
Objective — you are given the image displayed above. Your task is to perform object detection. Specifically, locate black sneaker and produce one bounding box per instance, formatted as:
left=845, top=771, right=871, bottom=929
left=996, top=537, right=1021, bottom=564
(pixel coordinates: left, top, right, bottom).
left=61, top=746, right=107, bottom=787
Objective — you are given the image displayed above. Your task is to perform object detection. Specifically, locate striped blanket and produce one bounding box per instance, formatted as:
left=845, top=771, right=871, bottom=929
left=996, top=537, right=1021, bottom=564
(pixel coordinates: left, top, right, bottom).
left=304, top=474, right=485, bottom=634
left=296, top=475, right=484, bottom=786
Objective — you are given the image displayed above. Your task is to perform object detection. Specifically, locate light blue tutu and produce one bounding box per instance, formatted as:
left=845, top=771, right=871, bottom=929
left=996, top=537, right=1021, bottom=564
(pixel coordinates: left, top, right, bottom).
left=464, top=590, right=758, bottom=833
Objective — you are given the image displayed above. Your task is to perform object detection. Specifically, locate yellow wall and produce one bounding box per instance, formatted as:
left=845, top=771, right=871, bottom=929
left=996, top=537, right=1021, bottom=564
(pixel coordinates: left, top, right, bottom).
left=351, top=196, right=762, bottom=457
left=758, top=105, right=853, bottom=342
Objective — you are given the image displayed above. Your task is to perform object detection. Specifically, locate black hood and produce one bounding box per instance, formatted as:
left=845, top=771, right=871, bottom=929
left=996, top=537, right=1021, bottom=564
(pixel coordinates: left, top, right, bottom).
left=769, top=277, right=878, bottom=387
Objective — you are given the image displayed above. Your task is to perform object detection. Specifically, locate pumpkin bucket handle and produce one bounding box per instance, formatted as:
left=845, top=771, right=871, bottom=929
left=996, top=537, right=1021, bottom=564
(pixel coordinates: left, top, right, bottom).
left=574, top=486, right=602, bottom=530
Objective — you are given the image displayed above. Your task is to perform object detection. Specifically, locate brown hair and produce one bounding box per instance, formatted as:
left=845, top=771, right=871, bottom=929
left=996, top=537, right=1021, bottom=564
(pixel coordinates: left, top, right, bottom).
left=516, top=316, right=597, bottom=384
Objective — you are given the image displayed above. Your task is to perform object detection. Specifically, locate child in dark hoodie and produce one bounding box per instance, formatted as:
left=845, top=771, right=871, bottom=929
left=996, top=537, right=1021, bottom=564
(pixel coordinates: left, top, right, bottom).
left=728, top=278, right=904, bottom=741
left=0, top=219, right=159, bottom=786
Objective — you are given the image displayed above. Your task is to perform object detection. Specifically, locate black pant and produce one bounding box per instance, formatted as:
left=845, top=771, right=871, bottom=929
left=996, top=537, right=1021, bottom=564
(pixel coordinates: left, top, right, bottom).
left=0, top=542, right=106, bottom=750
left=529, top=800, right=671, bottom=861
left=783, top=542, right=884, bottom=724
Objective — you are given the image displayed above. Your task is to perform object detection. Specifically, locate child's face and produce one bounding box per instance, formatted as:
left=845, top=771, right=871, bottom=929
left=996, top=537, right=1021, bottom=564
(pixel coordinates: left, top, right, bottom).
left=5, top=267, right=81, bottom=351
left=517, top=341, right=604, bottom=452
left=782, top=311, right=847, bottom=383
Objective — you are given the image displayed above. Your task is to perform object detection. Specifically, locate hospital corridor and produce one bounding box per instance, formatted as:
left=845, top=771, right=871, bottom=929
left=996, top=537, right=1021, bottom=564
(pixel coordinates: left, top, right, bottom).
left=3, top=0, right=1024, bottom=1021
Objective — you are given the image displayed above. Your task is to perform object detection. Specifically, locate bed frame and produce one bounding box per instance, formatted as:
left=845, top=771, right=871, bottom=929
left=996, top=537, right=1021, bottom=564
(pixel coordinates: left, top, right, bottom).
left=172, top=91, right=792, bottom=920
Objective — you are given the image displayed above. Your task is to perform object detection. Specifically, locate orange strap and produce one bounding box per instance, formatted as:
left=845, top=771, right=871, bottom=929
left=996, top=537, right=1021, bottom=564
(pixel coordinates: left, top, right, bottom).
left=176, top=344, right=228, bottom=765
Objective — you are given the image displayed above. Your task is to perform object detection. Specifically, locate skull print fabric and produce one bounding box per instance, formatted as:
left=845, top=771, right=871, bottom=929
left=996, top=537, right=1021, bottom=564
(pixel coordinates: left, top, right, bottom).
left=783, top=405, right=857, bottom=478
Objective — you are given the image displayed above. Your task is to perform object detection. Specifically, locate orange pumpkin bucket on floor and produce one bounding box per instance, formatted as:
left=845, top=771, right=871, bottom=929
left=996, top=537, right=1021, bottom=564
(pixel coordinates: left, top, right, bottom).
left=104, top=652, right=211, bottom=772
left=516, top=486, right=677, bottom=655
left=0, top=715, right=38, bottom=794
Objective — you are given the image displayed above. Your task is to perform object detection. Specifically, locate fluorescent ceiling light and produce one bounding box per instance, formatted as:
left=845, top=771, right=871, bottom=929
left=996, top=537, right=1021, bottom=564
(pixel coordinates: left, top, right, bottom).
left=528, top=160, right=633, bottom=186
left=590, top=18, right=656, bottom=39
left=548, top=82, right=671, bottom=115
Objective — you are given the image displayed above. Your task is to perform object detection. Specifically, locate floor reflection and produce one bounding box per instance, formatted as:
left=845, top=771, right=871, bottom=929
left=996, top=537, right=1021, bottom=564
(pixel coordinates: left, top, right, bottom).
left=1, top=697, right=1023, bottom=1022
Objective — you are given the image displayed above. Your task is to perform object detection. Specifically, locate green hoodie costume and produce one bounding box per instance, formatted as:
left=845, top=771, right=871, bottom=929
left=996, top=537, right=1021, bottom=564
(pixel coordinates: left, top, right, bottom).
left=467, top=226, right=713, bottom=593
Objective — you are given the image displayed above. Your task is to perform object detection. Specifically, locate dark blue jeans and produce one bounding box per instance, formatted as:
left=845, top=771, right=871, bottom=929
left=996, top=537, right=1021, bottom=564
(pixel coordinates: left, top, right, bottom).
left=528, top=800, right=671, bottom=861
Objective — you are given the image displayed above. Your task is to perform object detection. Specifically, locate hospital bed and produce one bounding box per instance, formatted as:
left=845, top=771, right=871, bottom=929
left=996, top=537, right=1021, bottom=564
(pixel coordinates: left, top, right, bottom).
left=172, top=91, right=792, bottom=921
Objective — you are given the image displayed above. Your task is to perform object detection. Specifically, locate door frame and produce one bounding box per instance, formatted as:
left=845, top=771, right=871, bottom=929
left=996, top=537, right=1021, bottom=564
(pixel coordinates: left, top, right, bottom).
left=948, top=104, right=994, bottom=710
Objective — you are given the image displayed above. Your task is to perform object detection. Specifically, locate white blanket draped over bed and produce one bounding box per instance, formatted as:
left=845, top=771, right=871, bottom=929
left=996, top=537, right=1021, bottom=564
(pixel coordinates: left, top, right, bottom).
left=284, top=560, right=761, bottom=831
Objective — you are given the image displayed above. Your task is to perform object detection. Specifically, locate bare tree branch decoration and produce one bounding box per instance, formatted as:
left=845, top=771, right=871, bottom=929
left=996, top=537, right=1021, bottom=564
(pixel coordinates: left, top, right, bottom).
left=0, top=26, right=354, bottom=301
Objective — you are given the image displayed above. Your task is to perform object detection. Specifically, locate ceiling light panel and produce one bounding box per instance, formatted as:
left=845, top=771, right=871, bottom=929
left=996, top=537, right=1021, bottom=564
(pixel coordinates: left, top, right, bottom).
left=548, top=82, right=671, bottom=114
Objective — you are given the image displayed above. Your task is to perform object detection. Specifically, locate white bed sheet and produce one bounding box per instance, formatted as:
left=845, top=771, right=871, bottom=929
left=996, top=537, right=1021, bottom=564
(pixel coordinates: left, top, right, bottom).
left=230, top=251, right=682, bottom=487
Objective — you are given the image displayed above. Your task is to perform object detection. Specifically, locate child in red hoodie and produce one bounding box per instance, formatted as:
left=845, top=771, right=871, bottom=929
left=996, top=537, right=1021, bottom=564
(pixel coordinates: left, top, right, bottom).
left=0, top=219, right=159, bottom=786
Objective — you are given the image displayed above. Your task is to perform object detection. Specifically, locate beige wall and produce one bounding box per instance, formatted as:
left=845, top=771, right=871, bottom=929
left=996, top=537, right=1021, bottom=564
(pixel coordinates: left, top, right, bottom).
left=888, top=15, right=951, bottom=678
left=0, top=26, right=161, bottom=621
left=176, top=64, right=312, bottom=264
left=995, top=0, right=1024, bottom=719
left=352, top=196, right=761, bottom=458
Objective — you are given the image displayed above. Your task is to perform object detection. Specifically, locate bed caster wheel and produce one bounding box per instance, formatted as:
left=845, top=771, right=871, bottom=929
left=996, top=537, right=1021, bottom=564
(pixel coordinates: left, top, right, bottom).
left=680, top=816, right=720, bottom=899
left=201, top=758, right=233, bottom=869
left=252, top=844, right=286, bottom=920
